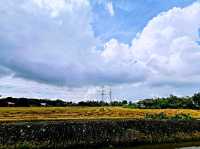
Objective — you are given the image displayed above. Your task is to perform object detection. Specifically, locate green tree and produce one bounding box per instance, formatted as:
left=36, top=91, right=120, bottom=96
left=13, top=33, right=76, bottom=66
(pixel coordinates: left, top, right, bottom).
left=122, top=100, right=128, bottom=105
left=192, top=92, right=200, bottom=108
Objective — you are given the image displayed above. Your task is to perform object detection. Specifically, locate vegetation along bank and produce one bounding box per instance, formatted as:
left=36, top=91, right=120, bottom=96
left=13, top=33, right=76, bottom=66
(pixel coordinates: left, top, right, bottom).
left=1, top=120, right=200, bottom=148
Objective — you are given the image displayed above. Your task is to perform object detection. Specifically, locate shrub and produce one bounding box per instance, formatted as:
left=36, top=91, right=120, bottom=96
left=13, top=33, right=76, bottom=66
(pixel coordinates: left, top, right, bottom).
left=171, top=113, right=192, bottom=120
left=144, top=112, right=193, bottom=120
left=144, top=112, right=168, bottom=120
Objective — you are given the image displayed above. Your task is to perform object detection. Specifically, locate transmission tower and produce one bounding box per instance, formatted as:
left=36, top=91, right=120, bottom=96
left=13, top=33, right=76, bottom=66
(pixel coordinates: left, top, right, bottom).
left=100, top=86, right=105, bottom=101
left=98, top=86, right=113, bottom=102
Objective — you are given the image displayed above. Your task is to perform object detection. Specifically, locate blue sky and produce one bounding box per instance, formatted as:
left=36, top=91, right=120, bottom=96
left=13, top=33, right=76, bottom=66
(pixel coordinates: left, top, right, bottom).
left=91, top=0, right=196, bottom=43
left=0, top=0, right=200, bottom=101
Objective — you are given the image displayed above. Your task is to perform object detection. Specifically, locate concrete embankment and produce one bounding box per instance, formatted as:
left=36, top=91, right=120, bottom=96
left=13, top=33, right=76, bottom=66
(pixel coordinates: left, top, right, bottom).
left=0, top=120, right=200, bottom=148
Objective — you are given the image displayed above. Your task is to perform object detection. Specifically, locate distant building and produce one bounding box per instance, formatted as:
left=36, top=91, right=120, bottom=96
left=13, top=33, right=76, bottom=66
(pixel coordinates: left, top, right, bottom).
left=7, top=102, right=15, bottom=107
left=40, top=103, right=47, bottom=107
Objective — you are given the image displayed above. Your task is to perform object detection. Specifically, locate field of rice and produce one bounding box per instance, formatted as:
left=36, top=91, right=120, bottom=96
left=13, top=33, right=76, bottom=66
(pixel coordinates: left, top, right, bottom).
left=0, top=107, right=200, bottom=122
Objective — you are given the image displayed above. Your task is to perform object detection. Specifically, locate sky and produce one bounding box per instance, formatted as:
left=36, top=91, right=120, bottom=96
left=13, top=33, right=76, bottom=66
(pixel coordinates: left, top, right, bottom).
left=0, top=0, right=200, bottom=101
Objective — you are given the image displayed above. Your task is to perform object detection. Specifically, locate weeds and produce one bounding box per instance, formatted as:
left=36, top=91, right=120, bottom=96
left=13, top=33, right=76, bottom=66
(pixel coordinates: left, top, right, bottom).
left=144, top=112, right=193, bottom=120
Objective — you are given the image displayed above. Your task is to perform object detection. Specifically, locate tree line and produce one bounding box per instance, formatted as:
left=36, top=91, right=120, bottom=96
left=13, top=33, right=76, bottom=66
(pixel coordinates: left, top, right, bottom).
left=135, top=93, right=200, bottom=109
left=1, top=92, right=200, bottom=108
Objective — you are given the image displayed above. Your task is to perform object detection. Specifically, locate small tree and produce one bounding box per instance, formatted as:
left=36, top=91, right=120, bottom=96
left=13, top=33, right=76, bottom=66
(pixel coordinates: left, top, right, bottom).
left=122, top=100, right=128, bottom=105
left=192, top=92, right=200, bottom=108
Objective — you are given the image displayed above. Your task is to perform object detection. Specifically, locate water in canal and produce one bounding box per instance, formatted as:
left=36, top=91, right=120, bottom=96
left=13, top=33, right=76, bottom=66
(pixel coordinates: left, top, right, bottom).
left=124, top=142, right=200, bottom=149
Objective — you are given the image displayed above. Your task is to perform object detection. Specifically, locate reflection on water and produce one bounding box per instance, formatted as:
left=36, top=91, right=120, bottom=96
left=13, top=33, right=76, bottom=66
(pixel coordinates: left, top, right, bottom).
left=115, top=142, right=200, bottom=149
left=180, top=147, right=200, bottom=149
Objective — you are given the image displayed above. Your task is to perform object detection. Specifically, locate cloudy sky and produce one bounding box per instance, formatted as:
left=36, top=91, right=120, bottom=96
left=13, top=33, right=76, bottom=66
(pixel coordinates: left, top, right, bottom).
left=0, top=0, right=200, bottom=101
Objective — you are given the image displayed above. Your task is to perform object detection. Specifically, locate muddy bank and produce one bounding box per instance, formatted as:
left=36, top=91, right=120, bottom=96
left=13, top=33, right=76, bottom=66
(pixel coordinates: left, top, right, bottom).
left=0, top=120, right=200, bottom=148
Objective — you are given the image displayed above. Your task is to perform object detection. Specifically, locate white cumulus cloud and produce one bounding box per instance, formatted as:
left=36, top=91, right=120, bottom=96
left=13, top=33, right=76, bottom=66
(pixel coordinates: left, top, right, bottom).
left=102, top=2, right=200, bottom=87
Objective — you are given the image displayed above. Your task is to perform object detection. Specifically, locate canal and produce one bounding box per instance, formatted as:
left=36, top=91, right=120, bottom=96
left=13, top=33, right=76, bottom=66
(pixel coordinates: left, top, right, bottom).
left=124, top=142, right=200, bottom=149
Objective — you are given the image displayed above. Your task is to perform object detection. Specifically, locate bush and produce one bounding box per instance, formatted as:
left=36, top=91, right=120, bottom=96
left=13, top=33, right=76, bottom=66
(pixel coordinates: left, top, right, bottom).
left=171, top=113, right=192, bottom=120
left=144, top=112, right=168, bottom=120
left=144, top=113, right=193, bottom=120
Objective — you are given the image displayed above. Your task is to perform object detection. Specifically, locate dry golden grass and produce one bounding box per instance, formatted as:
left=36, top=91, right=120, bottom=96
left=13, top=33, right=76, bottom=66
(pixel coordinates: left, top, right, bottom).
left=0, top=107, right=200, bottom=122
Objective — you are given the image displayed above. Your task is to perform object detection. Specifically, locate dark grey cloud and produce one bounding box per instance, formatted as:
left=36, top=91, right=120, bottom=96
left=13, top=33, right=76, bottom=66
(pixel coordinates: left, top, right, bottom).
left=0, top=56, right=146, bottom=87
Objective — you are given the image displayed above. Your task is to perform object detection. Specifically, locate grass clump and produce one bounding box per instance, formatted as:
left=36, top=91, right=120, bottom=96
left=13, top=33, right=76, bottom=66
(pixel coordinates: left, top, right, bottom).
left=144, top=112, right=193, bottom=120
left=144, top=112, right=168, bottom=120
left=171, top=113, right=192, bottom=120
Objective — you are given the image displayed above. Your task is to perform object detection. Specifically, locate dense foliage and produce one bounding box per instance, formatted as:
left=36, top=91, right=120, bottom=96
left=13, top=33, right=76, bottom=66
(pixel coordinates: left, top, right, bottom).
left=136, top=94, right=198, bottom=109
left=0, top=97, right=66, bottom=107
